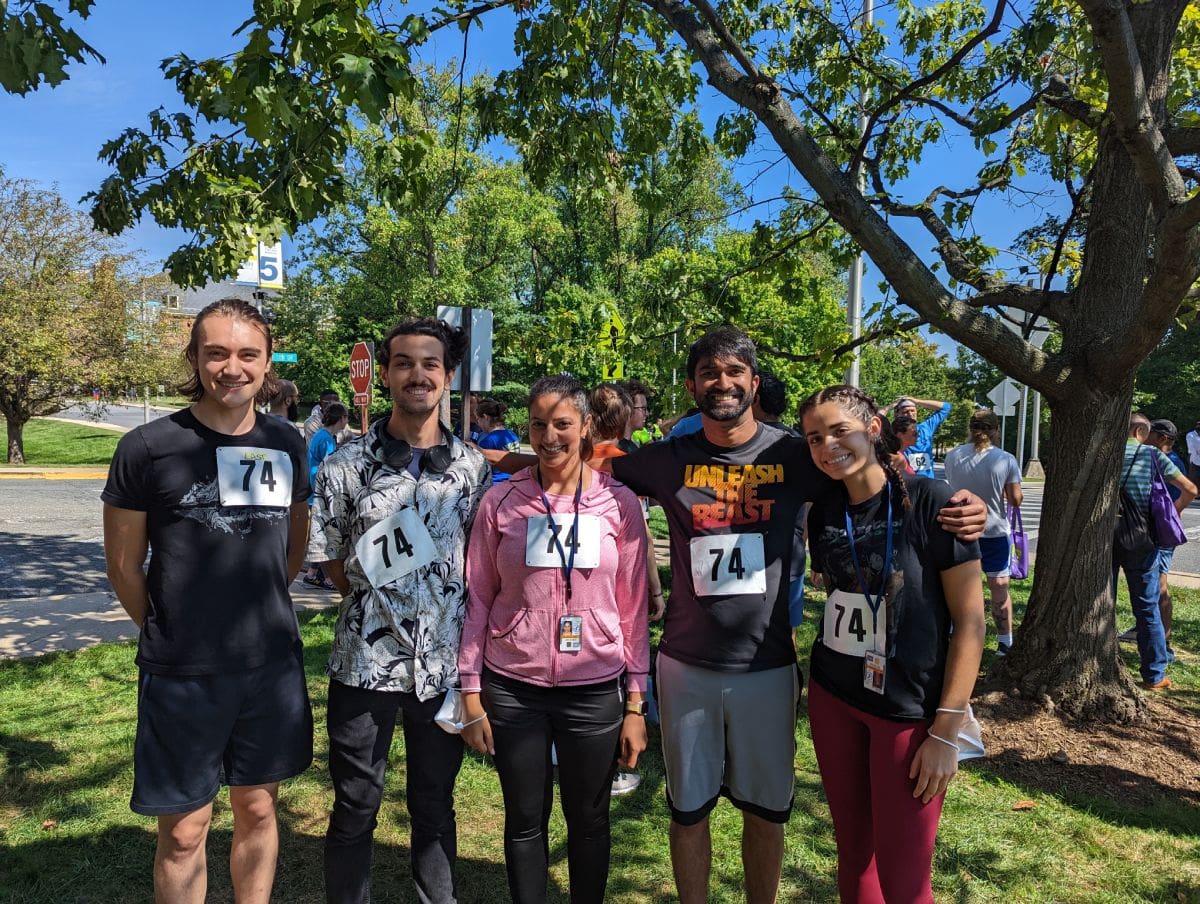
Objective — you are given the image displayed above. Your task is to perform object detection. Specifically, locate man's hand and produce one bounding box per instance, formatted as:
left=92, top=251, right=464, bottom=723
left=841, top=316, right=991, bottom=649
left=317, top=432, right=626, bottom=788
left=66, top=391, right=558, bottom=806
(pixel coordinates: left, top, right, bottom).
left=938, top=490, right=987, bottom=541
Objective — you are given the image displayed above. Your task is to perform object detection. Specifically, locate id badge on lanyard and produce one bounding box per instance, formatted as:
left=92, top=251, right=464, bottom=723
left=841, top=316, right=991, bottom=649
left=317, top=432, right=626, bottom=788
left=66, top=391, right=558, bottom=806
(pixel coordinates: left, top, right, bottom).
left=842, top=484, right=893, bottom=695
left=535, top=465, right=585, bottom=652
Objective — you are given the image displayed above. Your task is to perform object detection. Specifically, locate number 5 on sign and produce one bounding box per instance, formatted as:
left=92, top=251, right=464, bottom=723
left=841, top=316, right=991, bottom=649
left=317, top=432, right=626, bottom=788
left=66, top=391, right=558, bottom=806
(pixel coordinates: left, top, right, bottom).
left=689, top=533, right=767, bottom=596
left=355, top=507, right=438, bottom=588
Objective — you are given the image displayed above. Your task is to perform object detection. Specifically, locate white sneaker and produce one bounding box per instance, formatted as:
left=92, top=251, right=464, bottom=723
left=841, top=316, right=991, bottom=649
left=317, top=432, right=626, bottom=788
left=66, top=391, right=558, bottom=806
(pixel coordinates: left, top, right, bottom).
left=611, top=772, right=641, bottom=796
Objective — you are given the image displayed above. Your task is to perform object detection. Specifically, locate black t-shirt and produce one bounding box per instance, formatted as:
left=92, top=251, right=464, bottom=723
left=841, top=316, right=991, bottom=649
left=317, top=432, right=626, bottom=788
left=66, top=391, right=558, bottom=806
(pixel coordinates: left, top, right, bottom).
left=808, top=476, right=979, bottom=720
left=101, top=409, right=310, bottom=675
left=613, top=423, right=830, bottom=672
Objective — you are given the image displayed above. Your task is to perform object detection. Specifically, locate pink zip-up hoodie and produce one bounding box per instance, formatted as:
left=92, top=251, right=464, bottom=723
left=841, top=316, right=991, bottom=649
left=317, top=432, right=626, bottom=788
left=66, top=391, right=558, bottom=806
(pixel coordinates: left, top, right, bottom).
left=459, top=467, right=650, bottom=693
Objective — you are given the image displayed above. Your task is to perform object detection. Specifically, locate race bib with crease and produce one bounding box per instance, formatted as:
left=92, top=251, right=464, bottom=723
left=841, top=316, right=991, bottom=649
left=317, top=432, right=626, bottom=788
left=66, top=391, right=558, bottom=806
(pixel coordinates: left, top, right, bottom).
left=689, top=533, right=766, bottom=596
left=215, top=446, right=294, bottom=507
left=525, top=514, right=601, bottom=569
left=821, top=589, right=885, bottom=658
left=355, top=507, right=438, bottom=588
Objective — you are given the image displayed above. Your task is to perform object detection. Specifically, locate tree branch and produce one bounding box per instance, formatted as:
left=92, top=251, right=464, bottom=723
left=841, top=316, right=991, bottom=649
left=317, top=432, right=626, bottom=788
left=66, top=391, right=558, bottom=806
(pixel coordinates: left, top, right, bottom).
left=1166, top=127, right=1200, bottom=158
left=964, top=284, right=1071, bottom=324
left=402, top=0, right=519, bottom=46
left=1077, top=0, right=1189, bottom=212
left=761, top=315, right=926, bottom=363
left=1041, top=75, right=1105, bottom=129
left=688, top=0, right=762, bottom=81
left=851, top=0, right=1008, bottom=175
left=644, top=0, right=1073, bottom=399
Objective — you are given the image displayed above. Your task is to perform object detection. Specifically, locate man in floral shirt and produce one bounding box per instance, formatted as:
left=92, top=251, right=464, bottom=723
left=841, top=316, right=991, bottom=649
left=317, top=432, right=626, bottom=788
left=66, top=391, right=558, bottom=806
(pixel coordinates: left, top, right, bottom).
left=308, top=318, right=489, bottom=904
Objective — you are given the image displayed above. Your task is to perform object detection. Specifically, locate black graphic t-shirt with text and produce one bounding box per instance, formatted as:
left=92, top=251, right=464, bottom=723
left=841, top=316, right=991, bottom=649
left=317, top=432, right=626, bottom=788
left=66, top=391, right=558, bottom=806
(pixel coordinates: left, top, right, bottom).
left=613, top=423, right=829, bottom=672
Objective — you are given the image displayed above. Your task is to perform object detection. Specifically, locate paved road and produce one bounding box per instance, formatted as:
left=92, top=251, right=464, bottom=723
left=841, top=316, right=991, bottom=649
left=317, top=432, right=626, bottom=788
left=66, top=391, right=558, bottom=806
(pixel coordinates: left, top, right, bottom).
left=52, top=402, right=176, bottom=432
left=0, top=478, right=109, bottom=599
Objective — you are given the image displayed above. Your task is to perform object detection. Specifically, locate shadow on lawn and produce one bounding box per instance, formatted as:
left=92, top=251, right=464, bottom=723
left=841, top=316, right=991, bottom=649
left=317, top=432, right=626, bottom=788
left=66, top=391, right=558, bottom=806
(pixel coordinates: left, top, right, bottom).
left=0, top=821, right=514, bottom=904
left=965, top=751, right=1200, bottom=837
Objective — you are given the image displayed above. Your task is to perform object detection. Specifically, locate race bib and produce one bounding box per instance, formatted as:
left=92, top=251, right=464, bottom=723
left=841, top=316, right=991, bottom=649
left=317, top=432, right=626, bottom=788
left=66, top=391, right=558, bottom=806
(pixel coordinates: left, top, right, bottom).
left=689, top=533, right=766, bottom=596
left=822, top=589, right=884, bottom=658
left=215, top=446, right=293, bottom=507
left=355, top=507, right=438, bottom=588
left=525, top=514, right=601, bottom=569
left=907, top=451, right=932, bottom=472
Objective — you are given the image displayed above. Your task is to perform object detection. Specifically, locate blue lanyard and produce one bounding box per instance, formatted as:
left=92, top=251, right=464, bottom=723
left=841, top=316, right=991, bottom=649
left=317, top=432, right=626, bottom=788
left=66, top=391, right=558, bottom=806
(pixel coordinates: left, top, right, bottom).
left=536, top=464, right=583, bottom=603
left=843, top=482, right=893, bottom=636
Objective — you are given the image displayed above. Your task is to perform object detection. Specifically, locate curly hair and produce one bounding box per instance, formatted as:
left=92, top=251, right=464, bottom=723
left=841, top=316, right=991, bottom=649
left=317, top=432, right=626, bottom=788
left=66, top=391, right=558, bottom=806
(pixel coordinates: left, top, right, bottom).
left=378, top=318, right=468, bottom=372
left=798, top=384, right=912, bottom=511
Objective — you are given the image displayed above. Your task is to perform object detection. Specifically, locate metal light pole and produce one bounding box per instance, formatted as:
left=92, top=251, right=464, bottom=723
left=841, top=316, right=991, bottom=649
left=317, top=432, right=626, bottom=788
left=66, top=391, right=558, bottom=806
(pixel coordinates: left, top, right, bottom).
left=844, top=0, right=873, bottom=387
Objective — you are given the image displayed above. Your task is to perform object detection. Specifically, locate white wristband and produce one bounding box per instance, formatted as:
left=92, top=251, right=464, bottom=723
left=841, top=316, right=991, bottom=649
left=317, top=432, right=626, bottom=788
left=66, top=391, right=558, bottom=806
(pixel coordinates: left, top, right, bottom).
left=927, top=729, right=960, bottom=751
left=936, top=707, right=966, bottom=715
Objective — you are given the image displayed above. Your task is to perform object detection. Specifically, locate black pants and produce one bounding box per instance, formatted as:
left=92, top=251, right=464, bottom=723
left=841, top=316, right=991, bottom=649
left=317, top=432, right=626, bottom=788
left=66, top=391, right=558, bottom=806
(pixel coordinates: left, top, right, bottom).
left=483, top=669, right=623, bottom=904
left=324, top=679, right=465, bottom=904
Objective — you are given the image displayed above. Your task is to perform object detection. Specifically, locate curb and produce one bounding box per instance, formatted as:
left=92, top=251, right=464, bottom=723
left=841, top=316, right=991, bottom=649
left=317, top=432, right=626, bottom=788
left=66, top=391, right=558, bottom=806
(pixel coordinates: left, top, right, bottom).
left=0, top=468, right=109, bottom=480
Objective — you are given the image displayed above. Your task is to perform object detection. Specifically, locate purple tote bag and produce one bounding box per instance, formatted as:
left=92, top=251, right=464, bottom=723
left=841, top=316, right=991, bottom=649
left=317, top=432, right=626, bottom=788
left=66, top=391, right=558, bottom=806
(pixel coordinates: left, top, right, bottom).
left=1008, top=506, right=1030, bottom=580
left=1150, top=452, right=1187, bottom=548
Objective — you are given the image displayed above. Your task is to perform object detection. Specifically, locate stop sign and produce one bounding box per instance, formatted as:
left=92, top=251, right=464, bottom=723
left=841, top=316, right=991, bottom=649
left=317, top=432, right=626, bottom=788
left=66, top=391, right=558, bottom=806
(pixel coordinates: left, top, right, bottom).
left=349, top=342, right=374, bottom=397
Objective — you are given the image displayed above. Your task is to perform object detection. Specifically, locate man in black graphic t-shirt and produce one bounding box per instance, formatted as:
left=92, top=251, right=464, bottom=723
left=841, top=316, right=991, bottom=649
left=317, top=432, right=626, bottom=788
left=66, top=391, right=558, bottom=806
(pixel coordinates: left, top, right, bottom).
left=103, top=300, right=312, bottom=904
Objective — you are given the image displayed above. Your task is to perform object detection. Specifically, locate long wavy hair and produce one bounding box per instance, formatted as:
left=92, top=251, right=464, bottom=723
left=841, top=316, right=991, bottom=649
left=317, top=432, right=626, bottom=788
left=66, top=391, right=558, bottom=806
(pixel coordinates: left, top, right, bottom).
left=798, top=384, right=912, bottom=512
left=179, top=299, right=277, bottom=405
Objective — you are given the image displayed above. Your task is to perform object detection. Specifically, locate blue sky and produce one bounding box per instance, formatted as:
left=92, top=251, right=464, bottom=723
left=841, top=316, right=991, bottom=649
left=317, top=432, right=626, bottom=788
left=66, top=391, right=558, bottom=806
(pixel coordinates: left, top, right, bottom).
left=0, top=1, right=1059, bottom=364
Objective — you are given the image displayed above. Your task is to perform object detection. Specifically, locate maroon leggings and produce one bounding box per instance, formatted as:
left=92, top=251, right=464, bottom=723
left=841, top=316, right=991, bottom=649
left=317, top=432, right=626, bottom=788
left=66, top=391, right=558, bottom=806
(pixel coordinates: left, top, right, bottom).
left=808, top=680, right=944, bottom=904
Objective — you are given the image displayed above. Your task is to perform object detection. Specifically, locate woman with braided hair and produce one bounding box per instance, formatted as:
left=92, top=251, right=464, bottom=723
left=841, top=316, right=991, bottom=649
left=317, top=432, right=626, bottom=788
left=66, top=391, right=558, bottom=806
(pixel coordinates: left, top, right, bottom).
left=799, top=384, right=985, bottom=904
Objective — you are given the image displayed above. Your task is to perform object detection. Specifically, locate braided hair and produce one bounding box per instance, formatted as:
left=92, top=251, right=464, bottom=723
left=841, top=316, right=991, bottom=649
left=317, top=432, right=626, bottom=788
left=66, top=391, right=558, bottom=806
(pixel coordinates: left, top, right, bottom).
left=797, top=384, right=912, bottom=512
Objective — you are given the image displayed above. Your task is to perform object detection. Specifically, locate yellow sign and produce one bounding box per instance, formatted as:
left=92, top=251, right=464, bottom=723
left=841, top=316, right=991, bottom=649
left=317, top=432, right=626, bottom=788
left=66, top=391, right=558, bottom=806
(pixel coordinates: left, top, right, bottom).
left=602, top=360, right=625, bottom=380
left=597, top=309, right=626, bottom=354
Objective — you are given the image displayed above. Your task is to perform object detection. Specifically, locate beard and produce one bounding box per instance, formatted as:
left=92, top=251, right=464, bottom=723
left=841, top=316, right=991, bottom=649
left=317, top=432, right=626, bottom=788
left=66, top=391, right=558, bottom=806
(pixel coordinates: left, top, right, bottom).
left=698, top=387, right=753, bottom=422
left=286, top=401, right=299, bottom=421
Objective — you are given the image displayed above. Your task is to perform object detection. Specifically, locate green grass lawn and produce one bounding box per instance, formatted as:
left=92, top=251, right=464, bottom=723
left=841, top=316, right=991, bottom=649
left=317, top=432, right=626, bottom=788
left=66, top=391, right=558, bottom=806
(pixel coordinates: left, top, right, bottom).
left=2, top=573, right=1198, bottom=902
left=15, top=419, right=122, bottom=467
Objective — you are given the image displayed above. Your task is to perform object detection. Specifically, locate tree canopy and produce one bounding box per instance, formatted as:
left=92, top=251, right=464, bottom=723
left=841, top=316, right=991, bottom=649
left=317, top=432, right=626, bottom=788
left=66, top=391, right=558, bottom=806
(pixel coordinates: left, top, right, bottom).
left=7, top=0, right=1200, bottom=717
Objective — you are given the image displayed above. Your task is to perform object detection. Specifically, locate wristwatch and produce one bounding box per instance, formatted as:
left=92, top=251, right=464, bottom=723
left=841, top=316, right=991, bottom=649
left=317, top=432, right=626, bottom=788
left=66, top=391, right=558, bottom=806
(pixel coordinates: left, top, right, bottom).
left=624, top=700, right=648, bottom=716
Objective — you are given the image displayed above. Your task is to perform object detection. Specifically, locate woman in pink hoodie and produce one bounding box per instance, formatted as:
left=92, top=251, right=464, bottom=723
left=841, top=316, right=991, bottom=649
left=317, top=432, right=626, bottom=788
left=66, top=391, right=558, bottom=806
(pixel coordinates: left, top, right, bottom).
left=459, top=373, right=650, bottom=904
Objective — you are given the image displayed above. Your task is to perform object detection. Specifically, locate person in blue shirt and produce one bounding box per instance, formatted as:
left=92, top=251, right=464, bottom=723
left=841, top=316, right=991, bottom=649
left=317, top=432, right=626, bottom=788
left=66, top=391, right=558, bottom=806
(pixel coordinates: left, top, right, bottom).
left=476, top=398, right=522, bottom=484
left=304, top=402, right=349, bottom=590
left=887, top=397, right=952, bottom=478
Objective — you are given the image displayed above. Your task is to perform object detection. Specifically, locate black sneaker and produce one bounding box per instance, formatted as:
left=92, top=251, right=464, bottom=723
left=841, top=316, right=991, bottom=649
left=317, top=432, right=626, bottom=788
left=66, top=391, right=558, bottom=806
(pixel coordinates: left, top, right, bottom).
left=1118, top=628, right=1137, bottom=643
left=995, top=641, right=1012, bottom=657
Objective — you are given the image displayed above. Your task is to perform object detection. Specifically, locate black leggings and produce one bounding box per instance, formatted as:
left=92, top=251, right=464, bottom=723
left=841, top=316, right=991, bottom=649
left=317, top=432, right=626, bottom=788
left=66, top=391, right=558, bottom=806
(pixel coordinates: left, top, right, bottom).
left=482, top=669, right=623, bottom=904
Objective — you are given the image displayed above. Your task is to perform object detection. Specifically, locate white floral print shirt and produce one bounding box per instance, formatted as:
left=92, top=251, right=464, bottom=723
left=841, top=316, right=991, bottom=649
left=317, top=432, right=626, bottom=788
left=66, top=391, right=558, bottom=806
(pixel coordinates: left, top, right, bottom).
left=307, top=420, right=490, bottom=699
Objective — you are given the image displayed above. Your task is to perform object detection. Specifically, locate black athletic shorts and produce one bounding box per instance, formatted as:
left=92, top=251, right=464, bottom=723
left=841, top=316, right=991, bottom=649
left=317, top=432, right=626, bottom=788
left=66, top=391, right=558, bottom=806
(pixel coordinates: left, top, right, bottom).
left=131, top=645, right=314, bottom=816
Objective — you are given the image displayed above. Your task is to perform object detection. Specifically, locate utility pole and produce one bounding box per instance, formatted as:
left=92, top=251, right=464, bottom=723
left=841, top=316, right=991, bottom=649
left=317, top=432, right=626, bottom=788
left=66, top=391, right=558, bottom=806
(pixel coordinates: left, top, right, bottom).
left=844, top=0, right=873, bottom=387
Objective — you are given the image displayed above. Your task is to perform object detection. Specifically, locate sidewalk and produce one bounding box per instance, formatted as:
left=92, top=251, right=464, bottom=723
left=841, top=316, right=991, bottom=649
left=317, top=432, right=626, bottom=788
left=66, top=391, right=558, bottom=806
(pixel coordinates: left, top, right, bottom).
left=0, top=466, right=111, bottom=479
left=0, top=581, right=339, bottom=660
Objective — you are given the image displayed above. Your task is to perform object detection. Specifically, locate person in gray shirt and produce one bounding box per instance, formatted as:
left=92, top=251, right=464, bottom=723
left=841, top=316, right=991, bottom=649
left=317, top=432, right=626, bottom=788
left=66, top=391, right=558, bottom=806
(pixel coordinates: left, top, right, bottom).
left=943, top=410, right=1023, bottom=655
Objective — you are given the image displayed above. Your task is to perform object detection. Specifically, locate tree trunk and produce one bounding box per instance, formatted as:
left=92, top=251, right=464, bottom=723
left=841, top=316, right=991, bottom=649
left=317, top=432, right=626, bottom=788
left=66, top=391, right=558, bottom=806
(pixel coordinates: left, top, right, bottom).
left=991, top=389, right=1146, bottom=722
left=6, top=416, right=25, bottom=464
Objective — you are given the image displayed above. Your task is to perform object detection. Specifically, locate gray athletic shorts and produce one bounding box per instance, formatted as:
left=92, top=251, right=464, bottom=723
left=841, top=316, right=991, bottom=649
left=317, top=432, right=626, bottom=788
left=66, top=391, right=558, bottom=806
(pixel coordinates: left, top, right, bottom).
left=656, top=652, right=799, bottom=825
